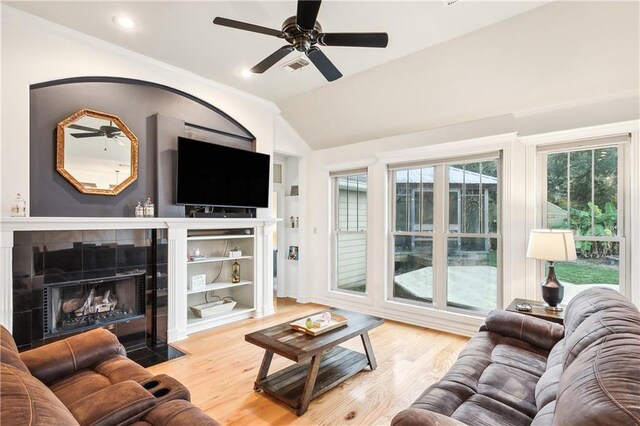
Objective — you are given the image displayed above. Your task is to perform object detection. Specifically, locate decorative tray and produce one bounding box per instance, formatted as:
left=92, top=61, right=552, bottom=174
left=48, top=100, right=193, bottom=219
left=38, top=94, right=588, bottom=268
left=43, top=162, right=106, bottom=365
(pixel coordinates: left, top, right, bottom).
left=190, top=296, right=236, bottom=318
left=290, top=312, right=348, bottom=336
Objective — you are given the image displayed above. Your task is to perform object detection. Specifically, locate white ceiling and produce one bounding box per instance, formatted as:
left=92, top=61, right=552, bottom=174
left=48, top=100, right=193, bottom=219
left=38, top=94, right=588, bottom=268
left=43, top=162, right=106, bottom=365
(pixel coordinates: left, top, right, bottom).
left=7, top=1, right=549, bottom=103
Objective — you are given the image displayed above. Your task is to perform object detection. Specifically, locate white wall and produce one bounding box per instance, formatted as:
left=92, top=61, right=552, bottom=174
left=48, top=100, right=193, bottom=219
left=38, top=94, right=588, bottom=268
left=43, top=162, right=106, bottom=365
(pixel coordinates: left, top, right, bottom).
left=0, top=6, right=306, bottom=216
left=280, top=1, right=640, bottom=149
left=303, top=94, right=640, bottom=336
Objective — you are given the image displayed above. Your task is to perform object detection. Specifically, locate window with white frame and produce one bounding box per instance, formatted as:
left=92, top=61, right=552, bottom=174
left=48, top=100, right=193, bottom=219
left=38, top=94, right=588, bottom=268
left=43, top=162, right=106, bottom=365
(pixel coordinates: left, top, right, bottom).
left=390, top=154, right=501, bottom=313
left=537, top=135, right=628, bottom=301
left=331, top=169, right=368, bottom=293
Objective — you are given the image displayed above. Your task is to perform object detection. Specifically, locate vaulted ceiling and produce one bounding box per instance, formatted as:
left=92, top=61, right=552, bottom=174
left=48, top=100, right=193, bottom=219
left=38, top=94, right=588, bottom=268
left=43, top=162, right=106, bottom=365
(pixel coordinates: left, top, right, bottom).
left=8, top=1, right=547, bottom=103
left=7, top=1, right=638, bottom=150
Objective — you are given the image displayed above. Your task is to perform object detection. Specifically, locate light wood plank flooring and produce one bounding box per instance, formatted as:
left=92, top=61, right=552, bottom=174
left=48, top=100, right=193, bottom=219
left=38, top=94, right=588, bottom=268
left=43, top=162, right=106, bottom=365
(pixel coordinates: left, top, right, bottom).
left=147, top=299, right=469, bottom=425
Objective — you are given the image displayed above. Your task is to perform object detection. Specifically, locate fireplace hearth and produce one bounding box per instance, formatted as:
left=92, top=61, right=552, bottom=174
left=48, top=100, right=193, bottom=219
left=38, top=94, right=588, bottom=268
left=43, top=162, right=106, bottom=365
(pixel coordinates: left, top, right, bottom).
left=45, top=274, right=145, bottom=336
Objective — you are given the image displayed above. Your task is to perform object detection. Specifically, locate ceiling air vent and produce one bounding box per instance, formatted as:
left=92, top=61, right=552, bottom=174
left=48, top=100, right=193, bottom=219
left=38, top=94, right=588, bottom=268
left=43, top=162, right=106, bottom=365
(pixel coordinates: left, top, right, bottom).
left=282, top=57, right=310, bottom=72
left=443, top=0, right=460, bottom=6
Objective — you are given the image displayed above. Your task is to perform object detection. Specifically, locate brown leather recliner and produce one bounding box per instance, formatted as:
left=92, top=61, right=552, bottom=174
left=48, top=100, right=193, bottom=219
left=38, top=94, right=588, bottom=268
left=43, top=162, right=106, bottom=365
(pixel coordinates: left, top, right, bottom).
left=0, top=325, right=219, bottom=425
left=392, top=287, right=640, bottom=426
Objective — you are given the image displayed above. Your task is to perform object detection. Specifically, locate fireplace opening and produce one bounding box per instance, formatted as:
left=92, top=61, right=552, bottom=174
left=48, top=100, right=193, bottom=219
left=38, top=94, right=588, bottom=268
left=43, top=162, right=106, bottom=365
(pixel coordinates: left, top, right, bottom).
left=44, top=274, right=145, bottom=337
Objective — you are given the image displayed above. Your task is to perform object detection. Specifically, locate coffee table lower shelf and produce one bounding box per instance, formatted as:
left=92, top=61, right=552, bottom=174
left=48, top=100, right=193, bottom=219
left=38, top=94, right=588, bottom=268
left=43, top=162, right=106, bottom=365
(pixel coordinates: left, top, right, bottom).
left=255, top=346, right=368, bottom=410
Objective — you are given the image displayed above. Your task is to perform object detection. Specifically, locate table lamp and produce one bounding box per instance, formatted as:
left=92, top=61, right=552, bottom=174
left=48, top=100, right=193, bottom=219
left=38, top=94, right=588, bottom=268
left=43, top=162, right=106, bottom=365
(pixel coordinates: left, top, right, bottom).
left=526, top=229, right=577, bottom=311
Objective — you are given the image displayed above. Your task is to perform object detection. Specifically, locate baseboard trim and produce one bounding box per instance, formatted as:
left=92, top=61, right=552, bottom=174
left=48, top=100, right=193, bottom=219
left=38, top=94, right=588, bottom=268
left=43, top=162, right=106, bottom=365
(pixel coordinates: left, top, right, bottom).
left=306, top=295, right=482, bottom=337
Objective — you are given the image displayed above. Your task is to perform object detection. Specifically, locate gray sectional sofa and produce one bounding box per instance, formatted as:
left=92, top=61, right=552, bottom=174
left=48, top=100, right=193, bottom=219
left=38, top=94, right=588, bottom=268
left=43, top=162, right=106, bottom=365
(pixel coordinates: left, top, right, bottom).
left=392, top=287, right=640, bottom=425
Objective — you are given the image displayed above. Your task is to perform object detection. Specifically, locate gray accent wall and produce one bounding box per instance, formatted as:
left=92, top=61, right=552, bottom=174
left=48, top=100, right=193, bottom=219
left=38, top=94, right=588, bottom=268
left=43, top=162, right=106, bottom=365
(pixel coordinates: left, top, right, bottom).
left=30, top=79, right=254, bottom=217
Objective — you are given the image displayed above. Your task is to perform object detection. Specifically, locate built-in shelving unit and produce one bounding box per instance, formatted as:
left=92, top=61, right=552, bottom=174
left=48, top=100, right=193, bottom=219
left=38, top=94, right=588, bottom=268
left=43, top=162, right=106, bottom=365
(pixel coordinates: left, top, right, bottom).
left=185, top=229, right=256, bottom=334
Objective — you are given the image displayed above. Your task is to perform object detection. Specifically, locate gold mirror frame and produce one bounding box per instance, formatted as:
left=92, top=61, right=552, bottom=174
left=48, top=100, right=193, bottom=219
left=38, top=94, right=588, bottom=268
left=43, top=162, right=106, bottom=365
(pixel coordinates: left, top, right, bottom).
left=56, top=109, right=139, bottom=196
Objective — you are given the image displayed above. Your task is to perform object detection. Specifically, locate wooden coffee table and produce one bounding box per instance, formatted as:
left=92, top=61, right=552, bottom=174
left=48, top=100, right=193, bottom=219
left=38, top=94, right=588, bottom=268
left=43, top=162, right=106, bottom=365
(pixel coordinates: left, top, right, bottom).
left=245, top=308, right=383, bottom=415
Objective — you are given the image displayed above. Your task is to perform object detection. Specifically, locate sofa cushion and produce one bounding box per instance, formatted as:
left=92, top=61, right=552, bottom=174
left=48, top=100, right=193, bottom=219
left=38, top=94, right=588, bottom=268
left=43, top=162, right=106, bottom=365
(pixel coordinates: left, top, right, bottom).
left=563, top=307, right=640, bottom=369
left=483, top=310, right=564, bottom=351
left=0, top=364, right=79, bottom=425
left=450, top=394, right=533, bottom=426
left=563, top=287, right=636, bottom=341
left=534, top=364, right=562, bottom=410
left=1, top=325, right=30, bottom=373
left=21, top=327, right=127, bottom=385
left=555, top=333, right=640, bottom=425
left=135, top=399, right=221, bottom=426
left=545, top=338, right=564, bottom=370
left=478, top=363, right=538, bottom=417
left=50, top=355, right=152, bottom=406
left=66, top=380, right=156, bottom=426
left=409, top=331, right=548, bottom=424
left=530, top=401, right=555, bottom=426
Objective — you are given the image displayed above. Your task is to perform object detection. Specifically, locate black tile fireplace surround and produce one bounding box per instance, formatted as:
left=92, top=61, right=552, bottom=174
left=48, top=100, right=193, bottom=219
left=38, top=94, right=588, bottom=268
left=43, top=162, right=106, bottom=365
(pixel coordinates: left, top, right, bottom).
left=12, top=229, right=169, bottom=354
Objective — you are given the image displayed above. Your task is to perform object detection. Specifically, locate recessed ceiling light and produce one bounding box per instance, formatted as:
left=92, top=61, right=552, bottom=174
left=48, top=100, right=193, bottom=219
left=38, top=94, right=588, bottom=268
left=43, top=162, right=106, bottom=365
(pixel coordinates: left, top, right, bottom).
left=112, top=15, right=138, bottom=30
left=240, top=69, right=253, bottom=78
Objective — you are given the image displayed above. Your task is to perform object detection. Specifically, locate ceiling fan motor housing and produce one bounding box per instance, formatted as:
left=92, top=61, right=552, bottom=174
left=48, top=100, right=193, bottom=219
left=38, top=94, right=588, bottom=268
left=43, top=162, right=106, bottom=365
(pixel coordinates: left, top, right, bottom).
left=282, top=15, right=322, bottom=52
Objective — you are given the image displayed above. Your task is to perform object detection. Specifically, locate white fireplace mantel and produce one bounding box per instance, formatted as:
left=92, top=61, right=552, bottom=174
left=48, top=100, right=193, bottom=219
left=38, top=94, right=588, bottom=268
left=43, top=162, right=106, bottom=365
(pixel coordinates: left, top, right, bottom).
left=0, top=216, right=278, bottom=341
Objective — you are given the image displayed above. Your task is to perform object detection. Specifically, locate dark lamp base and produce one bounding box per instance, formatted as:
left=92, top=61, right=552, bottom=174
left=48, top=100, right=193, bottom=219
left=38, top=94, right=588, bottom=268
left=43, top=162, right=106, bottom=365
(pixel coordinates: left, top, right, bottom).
left=541, top=262, right=564, bottom=310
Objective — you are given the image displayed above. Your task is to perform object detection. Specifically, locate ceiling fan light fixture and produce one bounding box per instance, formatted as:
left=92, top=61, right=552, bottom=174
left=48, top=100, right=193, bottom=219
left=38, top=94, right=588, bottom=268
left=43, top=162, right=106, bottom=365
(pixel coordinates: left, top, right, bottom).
left=112, top=15, right=138, bottom=30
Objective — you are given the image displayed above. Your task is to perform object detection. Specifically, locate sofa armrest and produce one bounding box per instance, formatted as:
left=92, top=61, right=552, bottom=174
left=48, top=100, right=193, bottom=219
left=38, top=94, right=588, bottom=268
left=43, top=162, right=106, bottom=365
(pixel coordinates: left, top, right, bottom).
left=391, top=408, right=467, bottom=426
left=141, top=399, right=220, bottom=426
left=67, top=380, right=156, bottom=426
left=483, top=310, right=564, bottom=350
left=20, top=328, right=126, bottom=384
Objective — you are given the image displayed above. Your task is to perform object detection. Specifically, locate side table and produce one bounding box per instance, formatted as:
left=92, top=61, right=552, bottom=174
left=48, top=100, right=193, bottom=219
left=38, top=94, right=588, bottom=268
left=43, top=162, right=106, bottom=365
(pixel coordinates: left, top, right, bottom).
left=505, top=298, right=564, bottom=325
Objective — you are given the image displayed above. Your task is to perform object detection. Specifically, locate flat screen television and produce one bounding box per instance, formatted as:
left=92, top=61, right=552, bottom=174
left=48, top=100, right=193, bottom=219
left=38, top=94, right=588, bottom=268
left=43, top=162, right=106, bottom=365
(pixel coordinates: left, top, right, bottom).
left=176, top=137, right=270, bottom=208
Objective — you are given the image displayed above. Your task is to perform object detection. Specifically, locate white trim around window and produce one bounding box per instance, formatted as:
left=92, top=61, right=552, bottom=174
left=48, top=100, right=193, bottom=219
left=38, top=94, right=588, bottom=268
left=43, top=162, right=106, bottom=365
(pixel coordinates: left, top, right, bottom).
left=522, top=120, right=640, bottom=307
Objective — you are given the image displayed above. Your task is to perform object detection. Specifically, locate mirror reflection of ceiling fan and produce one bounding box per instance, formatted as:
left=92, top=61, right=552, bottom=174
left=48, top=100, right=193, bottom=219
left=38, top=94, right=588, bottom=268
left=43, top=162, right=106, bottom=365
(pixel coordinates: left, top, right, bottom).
left=69, top=122, right=125, bottom=146
left=69, top=123, right=122, bottom=138
left=213, top=0, right=388, bottom=82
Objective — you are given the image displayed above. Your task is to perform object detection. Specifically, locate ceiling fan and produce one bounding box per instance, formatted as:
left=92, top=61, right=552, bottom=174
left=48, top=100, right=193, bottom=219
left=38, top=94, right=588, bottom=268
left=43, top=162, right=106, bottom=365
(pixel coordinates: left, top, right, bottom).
left=69, top=123, right=123, bottom=140
left=213, top=0, right=388, bottom=82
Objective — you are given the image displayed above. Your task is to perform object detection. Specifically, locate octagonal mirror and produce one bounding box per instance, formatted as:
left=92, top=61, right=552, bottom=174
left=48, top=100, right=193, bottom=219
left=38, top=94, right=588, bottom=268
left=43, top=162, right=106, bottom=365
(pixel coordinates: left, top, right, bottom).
left=57, top=109, right=138, bottom=195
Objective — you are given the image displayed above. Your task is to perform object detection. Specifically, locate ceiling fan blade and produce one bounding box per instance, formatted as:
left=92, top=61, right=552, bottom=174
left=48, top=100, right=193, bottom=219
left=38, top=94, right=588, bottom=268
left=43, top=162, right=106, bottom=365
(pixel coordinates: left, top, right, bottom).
left=306, top=47, right=342, bottom=82
left=250, top=46, right=295, bottom=73
left=296, top=0, right=322, bottom=30
left=70, top=132, right=103, bottom=138
left=68, top=124, right=101, bottom=132
left=318, top=32, right=389, bottom=48
left=213, top=17, right=284, bottom=38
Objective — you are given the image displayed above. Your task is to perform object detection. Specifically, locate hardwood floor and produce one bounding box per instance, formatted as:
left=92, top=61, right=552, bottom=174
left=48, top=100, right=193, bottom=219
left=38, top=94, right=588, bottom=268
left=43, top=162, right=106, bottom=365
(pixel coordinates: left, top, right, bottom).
left=147, top=298, right=469, bottom=425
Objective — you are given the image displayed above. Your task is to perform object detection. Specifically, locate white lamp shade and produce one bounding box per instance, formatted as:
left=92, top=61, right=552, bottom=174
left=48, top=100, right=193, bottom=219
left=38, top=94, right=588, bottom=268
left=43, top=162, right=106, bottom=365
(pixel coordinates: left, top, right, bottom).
left=527, top=229, right=577, bottom=262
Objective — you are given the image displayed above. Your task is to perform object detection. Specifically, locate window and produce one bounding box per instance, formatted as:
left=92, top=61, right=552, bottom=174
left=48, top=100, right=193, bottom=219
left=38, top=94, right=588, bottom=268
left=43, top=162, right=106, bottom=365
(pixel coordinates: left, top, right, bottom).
left=332, top=170, right=368, bottom=293
left=390, top=155, right=501, bottom=313
left=539, top=137, right=627, bottom=302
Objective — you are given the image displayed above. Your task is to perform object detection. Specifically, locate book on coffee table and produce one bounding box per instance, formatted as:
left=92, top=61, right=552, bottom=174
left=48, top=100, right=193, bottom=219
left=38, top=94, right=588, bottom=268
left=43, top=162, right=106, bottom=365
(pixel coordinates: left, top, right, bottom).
left=290, top=312, right=348, bottom=336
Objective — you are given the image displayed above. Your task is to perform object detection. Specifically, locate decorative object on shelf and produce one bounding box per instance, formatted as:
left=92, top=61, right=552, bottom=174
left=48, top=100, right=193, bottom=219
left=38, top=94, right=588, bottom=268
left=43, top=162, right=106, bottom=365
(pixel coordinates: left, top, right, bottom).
left=290, top=312, right=349, bottom=336
left=290, top=216, right=295, bottom=228
left=231, top=260, right=241, bottom=283
left=10, top=193, right=26, bottom=217
left=134, top=202, right=144, bottom=217
left=56, top=108, right=138, bottom=195
left=190, top=274, right=207, bottom=291
left=143, top=197, right=155, bottom=217
left=229, top=247, right=242, bottom=258
left=295, top=216, right=299, bottom=228
left=288, top=245, right=299, bottom=260
left=190, top=296, right=237, bottom=318
left=526, top=229, right=577, bottom=312
left=290, top=185, right=299, bottom=196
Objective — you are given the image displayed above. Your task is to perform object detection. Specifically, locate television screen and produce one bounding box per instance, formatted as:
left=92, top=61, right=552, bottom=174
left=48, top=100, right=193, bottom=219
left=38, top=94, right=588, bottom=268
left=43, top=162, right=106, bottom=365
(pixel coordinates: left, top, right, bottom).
left=176, top=137, right=270, bottom=208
